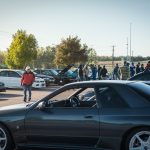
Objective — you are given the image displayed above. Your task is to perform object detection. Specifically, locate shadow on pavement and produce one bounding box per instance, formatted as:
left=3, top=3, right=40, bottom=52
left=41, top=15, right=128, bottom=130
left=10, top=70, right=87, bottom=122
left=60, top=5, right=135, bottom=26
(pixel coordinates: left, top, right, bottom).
left=0, top=93, right=22, bottom=99
left=0, top=98, right=8, bottom=101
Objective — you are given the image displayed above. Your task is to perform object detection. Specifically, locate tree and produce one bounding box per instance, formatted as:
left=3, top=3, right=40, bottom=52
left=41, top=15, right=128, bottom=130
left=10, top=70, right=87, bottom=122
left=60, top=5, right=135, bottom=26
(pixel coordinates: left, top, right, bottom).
left=0, top=51, right=7, bottom=64
left=55, top=36, right=88, bottom=66
left=35, top=46, right=56, bottom=68
left=87, top=47, right=97, bottom=64
left=6, top=30, right=38, bottom=69
left=0, top=51, right=7, bottom=68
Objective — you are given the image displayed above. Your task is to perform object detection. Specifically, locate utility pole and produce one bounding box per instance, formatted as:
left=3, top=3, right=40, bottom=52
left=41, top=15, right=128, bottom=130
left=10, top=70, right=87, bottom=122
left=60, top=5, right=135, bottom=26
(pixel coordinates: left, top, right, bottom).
left=112, top=45, right=115, bottom=68
left=129, top=23, right=132, bottom=62
left=126, top=37, right=129, bottom=61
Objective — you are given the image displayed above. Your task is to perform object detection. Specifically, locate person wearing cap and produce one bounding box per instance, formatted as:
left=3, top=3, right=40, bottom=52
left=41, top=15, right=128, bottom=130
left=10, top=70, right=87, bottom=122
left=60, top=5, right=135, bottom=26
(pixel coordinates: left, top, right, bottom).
left=21, top=66, right=35, bottom=102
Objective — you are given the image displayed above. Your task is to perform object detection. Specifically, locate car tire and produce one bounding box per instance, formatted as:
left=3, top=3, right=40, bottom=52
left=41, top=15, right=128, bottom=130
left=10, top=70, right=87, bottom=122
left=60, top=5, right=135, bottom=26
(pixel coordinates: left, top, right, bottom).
left=0, top=124, right=14, bottom=150
left=125, top=127, right=150, bottom=150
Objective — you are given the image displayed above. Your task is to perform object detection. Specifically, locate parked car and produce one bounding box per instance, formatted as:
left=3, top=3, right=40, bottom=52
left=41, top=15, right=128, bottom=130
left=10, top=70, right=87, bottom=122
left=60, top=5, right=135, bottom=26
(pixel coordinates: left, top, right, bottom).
left=0, top=81, right=6, bottom=92
left=33, top=72, right=55, bottom=86
left=0, top=70, right=46, bottom=88
left=34, top=65, right=77, bottom=85
left=0, top=81, right=150, bottom=150
left=128, top=71, right=150, bottom=85
left=56, top=69, right=77, bottom=79
left=34, top=68, right=60, bottom=84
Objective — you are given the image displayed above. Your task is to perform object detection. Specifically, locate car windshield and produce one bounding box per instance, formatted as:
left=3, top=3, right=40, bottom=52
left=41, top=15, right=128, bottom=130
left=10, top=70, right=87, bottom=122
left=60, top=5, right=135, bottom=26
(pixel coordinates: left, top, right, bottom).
left=33, top=71, right=37, bottom=75
left=50, top=88, right=81, bottom=101
left=16, top=70, right=24, bottom=75
left=129, top=82, right=150, bottom=102
left=67, top=70, right=74, bottom=75
left=50, top=69, right=58, bottom=75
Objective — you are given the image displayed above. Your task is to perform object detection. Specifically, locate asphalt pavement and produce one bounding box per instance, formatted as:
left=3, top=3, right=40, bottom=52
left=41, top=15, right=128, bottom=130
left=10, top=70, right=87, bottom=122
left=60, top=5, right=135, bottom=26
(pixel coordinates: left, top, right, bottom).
left=0, top=85, right=61, bottom=107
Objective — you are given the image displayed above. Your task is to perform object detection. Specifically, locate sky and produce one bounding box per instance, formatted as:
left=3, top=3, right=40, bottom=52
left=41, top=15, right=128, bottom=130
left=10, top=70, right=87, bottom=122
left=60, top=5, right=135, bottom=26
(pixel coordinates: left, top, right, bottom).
left=0, top=0, right=150, bottom=57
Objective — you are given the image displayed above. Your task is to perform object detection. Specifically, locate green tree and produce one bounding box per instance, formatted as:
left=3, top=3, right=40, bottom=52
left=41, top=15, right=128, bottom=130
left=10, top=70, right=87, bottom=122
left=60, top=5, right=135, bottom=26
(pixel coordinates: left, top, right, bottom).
left=6, top=30, right=38, bottom=69
left=0, top=51, right=7, bottom=64
left=0, top=51, right=7, bottom=68
left=55, top=36, right=88, bottom=66
left=35, top=46, right=56, bottom=68
left=87, top=47, right=97, bottom=64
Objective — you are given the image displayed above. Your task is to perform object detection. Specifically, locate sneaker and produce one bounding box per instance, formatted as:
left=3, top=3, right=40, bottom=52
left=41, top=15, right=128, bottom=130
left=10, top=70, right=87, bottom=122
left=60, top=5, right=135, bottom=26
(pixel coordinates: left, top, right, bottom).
left=28, top=98, right=31, bottom=101
left=24, top=99, right=26, bottom=102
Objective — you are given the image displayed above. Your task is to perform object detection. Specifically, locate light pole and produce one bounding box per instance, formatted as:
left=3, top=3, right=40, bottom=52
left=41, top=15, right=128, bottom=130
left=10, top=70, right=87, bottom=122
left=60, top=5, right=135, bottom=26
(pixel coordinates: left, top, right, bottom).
left=126, top=37, right=129, bottom=61
left=129, top=23, right=132, bottom=62
left=112, top=45, right=115, bottom=68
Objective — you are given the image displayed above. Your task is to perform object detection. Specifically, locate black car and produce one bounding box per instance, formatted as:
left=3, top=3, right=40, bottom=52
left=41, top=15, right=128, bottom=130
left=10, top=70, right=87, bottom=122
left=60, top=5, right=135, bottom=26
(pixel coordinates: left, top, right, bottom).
left=34, top=68, right=61, bottom=84
left=0, top=81, right=6, bottom=92
left=128, top=71, right=150, bottom=85
left=34, top=65, right=77, bottom=85
left=0, top=81, right=150, bottom=150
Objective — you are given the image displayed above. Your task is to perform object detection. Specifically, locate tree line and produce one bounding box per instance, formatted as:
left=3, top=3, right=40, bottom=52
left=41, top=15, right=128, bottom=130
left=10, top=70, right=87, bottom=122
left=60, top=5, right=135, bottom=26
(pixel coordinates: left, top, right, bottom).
left=0, top=29, right=149, bottom=69
left=0, top=30, right=97, bottom=69
left=97, top=56, right=150, bottom=62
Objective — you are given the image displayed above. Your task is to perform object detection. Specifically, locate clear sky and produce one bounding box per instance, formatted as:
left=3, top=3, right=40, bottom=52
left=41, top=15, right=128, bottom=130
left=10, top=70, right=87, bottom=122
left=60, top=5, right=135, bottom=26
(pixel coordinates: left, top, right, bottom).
left=0, top=0, right=150, bottom=57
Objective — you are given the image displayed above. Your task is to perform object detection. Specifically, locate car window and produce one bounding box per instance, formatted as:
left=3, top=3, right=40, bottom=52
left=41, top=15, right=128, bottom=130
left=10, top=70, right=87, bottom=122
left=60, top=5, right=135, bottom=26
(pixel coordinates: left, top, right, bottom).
left=78, top=88, right=95, bottom=101
left=97, top=86, right=128, bottom=108
left=140, top=74, right=150, bottom=81
left=48, top=87, right=97, bottom=108
left=34, top=70, right=40, bottom=74
left=43, top=70, right=52, bottom=76
left=131, top=73, right=150, bottom=81
left=129, top=82, right=150, bottom=102
left=131, top=74, right=142, bottom=80
left=51, top=88, right=81, bottom=101
left=8, top=71, right=20, bottom=77
left=0, top=71, right=8, bottom=77
left=50, top=69, right=58, bottom=75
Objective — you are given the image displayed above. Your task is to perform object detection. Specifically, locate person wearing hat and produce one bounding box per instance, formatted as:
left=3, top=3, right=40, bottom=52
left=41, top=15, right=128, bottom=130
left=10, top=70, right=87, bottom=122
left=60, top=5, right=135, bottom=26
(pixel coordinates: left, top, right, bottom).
left=21, top=66, right=35, bottom=102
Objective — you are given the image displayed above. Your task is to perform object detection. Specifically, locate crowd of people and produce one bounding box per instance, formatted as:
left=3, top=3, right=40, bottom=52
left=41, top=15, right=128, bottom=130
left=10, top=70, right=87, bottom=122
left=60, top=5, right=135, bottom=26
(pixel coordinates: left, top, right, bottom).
left=77, top=60, right=150, bottom=81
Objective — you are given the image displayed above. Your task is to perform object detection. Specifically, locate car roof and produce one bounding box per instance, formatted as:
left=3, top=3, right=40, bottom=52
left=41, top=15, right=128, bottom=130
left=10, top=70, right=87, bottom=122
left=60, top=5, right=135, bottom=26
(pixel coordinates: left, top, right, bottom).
left=0, top=69, right=19, bottom=72
left=63, top=80, right=135, bottom=87
left=129, top=71, right=150, bottom=80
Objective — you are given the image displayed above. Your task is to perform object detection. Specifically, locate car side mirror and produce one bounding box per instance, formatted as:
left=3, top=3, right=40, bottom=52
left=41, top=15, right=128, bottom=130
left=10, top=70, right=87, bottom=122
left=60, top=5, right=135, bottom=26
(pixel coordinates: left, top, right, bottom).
left=38, top=101, right=47, bottom=110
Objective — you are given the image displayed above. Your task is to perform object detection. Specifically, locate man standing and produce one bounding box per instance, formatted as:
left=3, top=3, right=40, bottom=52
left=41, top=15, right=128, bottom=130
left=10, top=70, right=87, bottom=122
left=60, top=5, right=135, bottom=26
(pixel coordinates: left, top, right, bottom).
left=92, top=65, right=97, bottom=80
left=21, top=66, right=35, bottom=102
left=136, top=62, right=141, bottom=74
left=78, top=64, right=84, bottom=81
left=120, top=61, right=130, bottom=80
left=98, top=65, right=102, bottom=80
left=113, top=63, right=121, bottom=80
left=101, top=65, right=108, bottom=80
left=130, top=62, right=135, bottom=77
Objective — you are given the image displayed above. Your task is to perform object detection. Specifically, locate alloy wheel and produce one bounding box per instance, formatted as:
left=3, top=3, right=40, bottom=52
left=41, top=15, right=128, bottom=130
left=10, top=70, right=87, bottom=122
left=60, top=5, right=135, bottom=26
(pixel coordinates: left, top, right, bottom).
left=0, top=127, right=7, bottom=150
left=129, top=131, right=150, bottom=150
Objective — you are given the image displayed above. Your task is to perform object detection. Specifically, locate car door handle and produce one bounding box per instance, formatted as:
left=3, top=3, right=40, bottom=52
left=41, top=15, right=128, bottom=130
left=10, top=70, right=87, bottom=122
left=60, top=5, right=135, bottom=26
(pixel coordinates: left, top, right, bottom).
left=84, top=115, right=93, bottom=119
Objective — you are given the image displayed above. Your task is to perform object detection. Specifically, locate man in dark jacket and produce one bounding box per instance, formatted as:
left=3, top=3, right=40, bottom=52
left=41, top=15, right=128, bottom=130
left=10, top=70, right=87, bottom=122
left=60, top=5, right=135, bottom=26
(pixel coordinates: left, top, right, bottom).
left=21, top=66, right=35, bottom=102
left=101, top=65, right=108, bottom=80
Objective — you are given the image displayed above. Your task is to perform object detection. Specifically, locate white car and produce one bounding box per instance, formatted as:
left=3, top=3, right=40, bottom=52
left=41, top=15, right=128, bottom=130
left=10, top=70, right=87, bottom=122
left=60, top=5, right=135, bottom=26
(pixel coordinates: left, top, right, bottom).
left=0, top=69, right=46, bottom=89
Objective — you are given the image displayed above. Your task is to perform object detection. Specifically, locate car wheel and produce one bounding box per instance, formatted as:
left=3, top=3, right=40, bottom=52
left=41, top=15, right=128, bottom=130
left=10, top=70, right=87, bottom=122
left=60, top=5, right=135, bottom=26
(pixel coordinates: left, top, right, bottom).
left=125, top=127, right=150, bottom=150
left=0, top=124, right=14, bottom=150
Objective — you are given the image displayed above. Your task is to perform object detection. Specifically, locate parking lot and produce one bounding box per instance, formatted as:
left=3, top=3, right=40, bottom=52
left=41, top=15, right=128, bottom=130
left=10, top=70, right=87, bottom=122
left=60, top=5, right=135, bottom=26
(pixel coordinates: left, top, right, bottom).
left=0, top=86, right=60, bottom=107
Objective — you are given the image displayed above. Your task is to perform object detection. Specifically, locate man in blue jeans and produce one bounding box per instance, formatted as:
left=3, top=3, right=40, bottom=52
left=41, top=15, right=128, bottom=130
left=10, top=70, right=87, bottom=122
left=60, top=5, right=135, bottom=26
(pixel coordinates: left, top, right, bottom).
left=21, top=66, right=35, bottom=102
